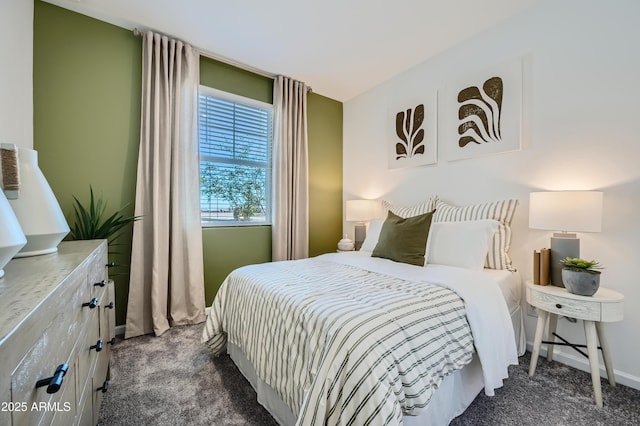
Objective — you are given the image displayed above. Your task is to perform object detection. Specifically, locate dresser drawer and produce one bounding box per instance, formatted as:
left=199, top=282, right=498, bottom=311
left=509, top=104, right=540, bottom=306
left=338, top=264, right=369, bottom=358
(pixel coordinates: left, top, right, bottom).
left=528, top=287, right=602, bottom=320
left=88, top=243, right=108, bottom=299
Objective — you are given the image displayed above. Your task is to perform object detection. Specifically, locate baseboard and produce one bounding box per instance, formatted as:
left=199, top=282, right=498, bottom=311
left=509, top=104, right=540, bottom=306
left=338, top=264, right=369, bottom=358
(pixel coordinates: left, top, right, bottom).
left=526, top=341, right=640, bottom=391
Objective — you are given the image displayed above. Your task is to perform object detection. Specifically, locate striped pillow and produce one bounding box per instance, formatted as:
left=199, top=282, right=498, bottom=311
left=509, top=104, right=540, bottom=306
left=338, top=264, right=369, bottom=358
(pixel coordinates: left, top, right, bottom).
left=433, top=199, right=519, bottom=271
left=381, top=196, right=438, bottom=218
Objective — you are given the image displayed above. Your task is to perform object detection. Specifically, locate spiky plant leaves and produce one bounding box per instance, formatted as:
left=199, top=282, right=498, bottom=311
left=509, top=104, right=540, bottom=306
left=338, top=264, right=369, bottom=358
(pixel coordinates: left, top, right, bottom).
left=69, top=186, right=139, bottom=245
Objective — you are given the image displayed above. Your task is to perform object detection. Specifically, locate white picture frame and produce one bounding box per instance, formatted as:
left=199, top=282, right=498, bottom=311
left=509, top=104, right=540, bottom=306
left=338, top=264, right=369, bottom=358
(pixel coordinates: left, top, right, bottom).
left=387, top=94, right=437, bottom=169
left=440, top=57, right=522, bottom=161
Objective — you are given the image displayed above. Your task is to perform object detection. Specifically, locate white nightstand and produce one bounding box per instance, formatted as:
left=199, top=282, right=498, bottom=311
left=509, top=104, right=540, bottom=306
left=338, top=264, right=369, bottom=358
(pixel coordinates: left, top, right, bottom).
left=526, top=281, right=624, bottom=408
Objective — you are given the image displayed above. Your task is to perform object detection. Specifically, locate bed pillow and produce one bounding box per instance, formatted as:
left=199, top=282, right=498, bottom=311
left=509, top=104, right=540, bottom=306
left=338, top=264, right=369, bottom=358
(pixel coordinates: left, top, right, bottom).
left=426, top=220, right=500, bottom=271
left=372, top=210, right=434, bottom=266
left=359, top=219, right=384, bottom=252
left=433, top=199, right=518, bottom=271
left=381, top=196, right=438, bottom=218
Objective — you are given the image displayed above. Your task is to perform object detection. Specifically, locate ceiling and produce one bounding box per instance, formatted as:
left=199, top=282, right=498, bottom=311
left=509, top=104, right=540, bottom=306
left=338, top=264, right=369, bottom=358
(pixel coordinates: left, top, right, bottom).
left=43, top=0, right=542, bottom=101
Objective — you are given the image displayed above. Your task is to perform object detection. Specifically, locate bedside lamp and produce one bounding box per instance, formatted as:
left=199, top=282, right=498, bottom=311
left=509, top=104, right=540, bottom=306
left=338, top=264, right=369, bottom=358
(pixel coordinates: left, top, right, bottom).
left=529, top=191, right=603, bottom=287
left=346, top=199, right=378, bottom=251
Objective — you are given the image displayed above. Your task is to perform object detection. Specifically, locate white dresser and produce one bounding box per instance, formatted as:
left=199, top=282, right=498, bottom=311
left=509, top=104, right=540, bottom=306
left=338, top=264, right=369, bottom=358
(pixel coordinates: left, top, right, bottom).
left=0, top=240, right=115, bottom=425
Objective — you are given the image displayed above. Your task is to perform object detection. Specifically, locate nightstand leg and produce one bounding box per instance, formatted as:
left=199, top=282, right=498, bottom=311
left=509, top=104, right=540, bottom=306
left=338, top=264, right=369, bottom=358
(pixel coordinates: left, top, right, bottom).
left=546, top=313, right=558, bottom=362
left=584, top=320, right=603, bottom=408
left=595, top=322, right=615, bottom=386
left=529, top=310, right=549, bottom=377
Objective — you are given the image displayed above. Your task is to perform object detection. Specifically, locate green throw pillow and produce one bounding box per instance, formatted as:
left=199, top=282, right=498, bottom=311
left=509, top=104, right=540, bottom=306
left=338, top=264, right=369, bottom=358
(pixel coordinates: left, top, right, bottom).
left=371, top=210, right=434, bottom=266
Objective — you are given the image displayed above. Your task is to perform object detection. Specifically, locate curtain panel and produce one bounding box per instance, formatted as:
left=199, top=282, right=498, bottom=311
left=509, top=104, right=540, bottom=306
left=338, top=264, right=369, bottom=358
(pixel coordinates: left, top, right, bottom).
left=125, top=31, right=205, bottom=338
left=272, top=76, right=309, bottom=261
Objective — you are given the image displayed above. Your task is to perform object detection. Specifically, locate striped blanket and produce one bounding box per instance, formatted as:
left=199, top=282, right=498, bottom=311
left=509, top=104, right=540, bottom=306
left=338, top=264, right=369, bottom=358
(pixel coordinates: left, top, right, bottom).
left=202, top=253, right=516, bottom=425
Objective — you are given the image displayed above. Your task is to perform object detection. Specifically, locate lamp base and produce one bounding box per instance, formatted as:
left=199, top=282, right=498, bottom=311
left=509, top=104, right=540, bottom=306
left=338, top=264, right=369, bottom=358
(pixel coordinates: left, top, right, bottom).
left=354, top=224, right=366, bottom=251
left=550, top=233, right=579, bottom=287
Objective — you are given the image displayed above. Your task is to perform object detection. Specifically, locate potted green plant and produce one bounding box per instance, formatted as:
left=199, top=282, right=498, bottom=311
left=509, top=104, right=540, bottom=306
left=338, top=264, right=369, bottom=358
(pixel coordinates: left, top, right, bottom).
left=559, top=257, right=603, bottom=296
left=69, top=186, right=139, bottom=245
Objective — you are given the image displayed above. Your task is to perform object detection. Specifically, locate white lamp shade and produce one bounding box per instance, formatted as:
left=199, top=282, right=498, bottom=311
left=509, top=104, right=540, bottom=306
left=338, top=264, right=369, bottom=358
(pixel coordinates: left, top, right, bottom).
left=346, top=199, right=378, bottom=222
left=0, top=191, right=26, bottom=277
left=529, top=191, right=603, bottom=232
left=8, top=148, right=69, bottom=257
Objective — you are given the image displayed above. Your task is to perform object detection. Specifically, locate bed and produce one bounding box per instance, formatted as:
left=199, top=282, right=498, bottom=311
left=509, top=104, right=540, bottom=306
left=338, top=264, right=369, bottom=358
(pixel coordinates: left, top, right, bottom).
left=202, top=197, right=524, bottom=425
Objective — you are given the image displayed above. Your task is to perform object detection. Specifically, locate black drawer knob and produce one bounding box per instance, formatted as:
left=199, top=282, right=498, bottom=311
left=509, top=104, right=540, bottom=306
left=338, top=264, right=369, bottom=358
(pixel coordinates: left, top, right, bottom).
left=107, top=337, right=116, bottom=345
left=91, top=339, right=104, bottom=352
left=556, top=303, right=562, bottom=309
left=94, top=280, right=107, bottom=287
left=36, top=363, right=69, bottom=394
left=105, top=302, right=114, bottom=309
left=105, top=262, right=117, bottom=268
left=97, top=380, right=109, bottom=393
left=83, top=297, right=99, bottom=309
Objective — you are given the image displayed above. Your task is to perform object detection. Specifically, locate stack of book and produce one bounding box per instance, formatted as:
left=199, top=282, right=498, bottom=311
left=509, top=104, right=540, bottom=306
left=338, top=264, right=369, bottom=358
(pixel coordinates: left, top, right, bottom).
left=533, top=248, right=550, bottom=285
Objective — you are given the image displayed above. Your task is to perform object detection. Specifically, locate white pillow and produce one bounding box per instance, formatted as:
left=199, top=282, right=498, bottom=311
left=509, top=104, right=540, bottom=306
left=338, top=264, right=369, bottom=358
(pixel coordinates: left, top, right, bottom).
left=433, top=199, right=518, bottom=271
left=426, top=219, right=499, bottom=271
left=359, top=219, right=384, bottom=252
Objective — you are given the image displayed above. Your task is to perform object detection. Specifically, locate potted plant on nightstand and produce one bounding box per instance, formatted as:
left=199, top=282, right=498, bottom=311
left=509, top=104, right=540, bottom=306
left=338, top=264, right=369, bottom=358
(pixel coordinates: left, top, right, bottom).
left=560, top=257, right=603, bottom=296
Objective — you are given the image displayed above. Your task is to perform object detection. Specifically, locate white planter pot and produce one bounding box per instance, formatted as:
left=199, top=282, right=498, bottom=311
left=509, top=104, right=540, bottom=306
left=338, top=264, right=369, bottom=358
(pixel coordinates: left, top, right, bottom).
left=561, top=268, right=601, bottom=296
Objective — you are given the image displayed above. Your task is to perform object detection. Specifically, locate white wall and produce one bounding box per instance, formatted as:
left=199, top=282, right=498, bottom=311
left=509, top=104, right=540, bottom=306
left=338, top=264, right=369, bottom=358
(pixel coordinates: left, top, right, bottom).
left=1, top=0, right=33, bottom=148
left=343, top=0, right=640, bottom=389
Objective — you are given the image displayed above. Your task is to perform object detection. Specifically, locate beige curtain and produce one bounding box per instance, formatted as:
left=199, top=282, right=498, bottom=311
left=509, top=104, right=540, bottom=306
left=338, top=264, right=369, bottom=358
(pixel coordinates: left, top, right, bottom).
left=272, top=76, right=309, bottom=261
left=125, top=31, right=205, bottom=338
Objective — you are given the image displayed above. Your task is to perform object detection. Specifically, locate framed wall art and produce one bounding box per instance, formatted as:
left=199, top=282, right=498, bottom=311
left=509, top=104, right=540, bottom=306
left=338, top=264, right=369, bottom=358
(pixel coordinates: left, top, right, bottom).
left=440, top=57, right=522, bottom=161
left=387, top=94, right=437, bottom=169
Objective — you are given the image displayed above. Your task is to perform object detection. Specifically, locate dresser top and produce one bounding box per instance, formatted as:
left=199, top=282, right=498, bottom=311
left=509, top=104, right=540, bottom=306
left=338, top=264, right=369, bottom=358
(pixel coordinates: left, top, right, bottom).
left=0, top=240, right=106, bottom=345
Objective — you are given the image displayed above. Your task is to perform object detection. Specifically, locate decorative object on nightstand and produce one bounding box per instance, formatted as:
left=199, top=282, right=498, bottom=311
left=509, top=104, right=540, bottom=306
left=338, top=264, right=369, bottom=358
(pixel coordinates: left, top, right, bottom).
left=0, top=191, right=26, bottom=278
left=2, top=146, right=69, bottom=257
left=529, top=191, right=603, bottom=287
left=346, top=199, right=378, bottom=251
left=337, top=235, right=354, bottom=252
left=560, top=257, right=603, bottom=296
left=526, top=281, right=623, bottom=408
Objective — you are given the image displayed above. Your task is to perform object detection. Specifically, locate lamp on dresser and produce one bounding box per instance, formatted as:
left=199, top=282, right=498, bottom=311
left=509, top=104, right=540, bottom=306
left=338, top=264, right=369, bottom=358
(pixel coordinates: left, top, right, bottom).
left=346, top=199, right=378, bottom=251
left=0, top=191, right=26, bottom=278
left=1, top=146, right=69, bottom=257
left=528, top=191, right=603, bottom=287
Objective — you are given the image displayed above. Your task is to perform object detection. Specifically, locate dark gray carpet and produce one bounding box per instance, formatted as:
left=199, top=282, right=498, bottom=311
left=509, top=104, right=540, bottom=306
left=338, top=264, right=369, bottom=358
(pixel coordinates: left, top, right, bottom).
left=99, top=324, right=640, bottom=425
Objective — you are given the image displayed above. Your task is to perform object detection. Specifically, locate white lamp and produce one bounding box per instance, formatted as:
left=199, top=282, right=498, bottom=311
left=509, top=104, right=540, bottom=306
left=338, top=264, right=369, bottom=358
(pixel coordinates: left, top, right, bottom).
left=0, top=191, right=26, bottom=278
left=4, top=147, right=69, bottom=257
left=346, top=199, right=378, bottom=251
left=529, top=191, right=603, bottom=287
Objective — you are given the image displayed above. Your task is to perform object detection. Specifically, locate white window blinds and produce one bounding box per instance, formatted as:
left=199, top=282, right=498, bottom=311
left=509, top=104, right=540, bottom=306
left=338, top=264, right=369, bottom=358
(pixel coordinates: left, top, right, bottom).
left=199, top=87, right=273, bottom=226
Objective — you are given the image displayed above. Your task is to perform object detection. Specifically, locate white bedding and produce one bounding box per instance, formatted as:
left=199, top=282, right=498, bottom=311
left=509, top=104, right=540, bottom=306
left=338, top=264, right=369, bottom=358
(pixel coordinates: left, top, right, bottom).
left=202, top=252, right=519, bottom=425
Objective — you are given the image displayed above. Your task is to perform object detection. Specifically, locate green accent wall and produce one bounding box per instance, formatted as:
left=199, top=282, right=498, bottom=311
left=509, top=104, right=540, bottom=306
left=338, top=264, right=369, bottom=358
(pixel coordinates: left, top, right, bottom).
left=33, top=1, right=343, bottom=323
left=308, top=93, right=343, bottom=257
left=33, top=1, right=141, bottom=327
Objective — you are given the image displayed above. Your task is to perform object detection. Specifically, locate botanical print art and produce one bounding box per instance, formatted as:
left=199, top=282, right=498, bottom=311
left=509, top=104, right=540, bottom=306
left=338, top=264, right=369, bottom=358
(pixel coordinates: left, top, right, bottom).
left=388, top=96, right=437, bottom=169
left=441, top=57, right=522, bottom=161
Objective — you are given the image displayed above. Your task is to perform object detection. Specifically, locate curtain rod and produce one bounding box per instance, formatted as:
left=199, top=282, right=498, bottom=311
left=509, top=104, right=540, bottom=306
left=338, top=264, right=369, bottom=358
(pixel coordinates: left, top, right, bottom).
left=132, top=28, right=277, bottom=80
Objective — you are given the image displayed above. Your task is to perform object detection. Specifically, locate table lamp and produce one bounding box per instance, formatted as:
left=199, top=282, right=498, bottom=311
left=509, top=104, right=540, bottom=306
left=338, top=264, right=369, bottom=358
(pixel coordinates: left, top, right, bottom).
left=346, top=199, right=378, bottom=251
left=529, top=191, right=603, bottom=287
left=2, top=146, right=69, bottom=257
left=0, top=191, right=26, bottom=278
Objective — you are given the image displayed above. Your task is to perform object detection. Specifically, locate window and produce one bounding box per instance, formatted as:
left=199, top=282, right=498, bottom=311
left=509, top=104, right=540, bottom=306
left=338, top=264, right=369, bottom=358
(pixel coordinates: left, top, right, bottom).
left=199, top=86, right=273, bottom=226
